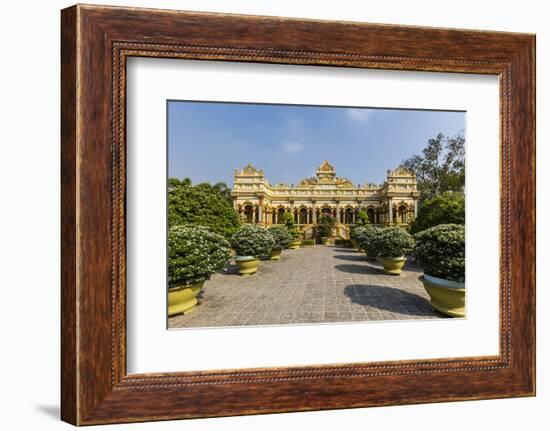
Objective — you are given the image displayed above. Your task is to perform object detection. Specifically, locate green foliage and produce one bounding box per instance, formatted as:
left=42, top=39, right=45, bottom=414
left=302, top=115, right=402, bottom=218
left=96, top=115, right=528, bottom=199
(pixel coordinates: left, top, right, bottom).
left=168, top=225, right=230, bottom=288
left=353, top=225, right=382, bottom=252
left=168, top=177, right=192, bottom=188
left=355, top=210, right=370, bottom=226
left=267, top=225, right=293, bottom=249
left=335, top=238, right=352, bottom=247
left=371, top=226, right=415, bottom=258
left=279, top=212, right=295, bottom=229
left=168, top=184, right=241, bottom=238
left=402, top=132, right=465, bottom=203
left=316, top=215, right=335, bottom=238
left=411, top=191, right=465, bottom=234
left=302, top=239, right=315, bottom=246
left=230, top=224, right=275, bottom=257
left=413, top=224, right=465, bottom=283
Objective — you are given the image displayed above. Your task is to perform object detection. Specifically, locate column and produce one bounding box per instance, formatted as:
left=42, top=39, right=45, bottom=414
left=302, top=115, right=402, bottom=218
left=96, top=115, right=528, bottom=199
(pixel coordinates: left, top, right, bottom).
left=312, top=203, right=317, bottom=223
left=388, top=200, right=393, bottom=224
left=336, top=203, right=341, bottom=223
left=258, top=205, right=262, bottom=223
left=414, top=201, right=418, bottom=219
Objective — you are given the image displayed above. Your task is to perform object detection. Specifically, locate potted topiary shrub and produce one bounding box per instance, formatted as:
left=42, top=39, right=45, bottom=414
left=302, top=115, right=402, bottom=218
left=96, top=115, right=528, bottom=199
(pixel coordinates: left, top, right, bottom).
left=413, top=224, right=465, bottom=317
left=372, top=226, right=415, bottom=275
left=288, top=229, right=302, bottom=249
left=317, top=215, right=335, bottom=245
left=279, top=212, right=301, bottom=249
left=354, top=225, right=382, bottom=260
left=267, top=225, right=293, bottom=260
left=168, top=225, right=230, bottom=316
left=230, top=224, right=275, bottom=275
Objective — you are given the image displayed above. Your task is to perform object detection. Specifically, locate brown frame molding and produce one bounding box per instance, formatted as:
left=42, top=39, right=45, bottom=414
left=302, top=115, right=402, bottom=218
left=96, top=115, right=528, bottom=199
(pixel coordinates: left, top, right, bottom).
left=61, top=4, right=535, bottom=425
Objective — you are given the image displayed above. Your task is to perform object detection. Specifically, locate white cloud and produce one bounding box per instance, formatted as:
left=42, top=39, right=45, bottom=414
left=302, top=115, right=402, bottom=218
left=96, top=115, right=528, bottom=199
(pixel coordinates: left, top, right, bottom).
left=347, top=108, right=371, bottom=122
left=282, top=141, right=303, bottom=154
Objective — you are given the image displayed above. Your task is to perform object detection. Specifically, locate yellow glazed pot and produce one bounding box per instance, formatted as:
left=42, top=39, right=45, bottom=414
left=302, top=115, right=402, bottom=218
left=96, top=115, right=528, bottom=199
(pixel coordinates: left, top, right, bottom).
left=321, top=237, right=330, bottom=245
left=235, top=256, right=260, bottom=276
left=168, top=280, right=205, bottom=316
left=377, top=256, right=407, bottom=275
left=289, top=239, right=301, bottom=249
left=270, top=248, right=283, bottom=260
left=420, top=274, right=465, bottom=317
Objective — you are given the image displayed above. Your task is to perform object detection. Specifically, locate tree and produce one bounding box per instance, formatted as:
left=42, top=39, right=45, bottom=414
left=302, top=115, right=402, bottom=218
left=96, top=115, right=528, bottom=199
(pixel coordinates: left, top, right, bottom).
left=402, top=132, right=465, bottom=203
left=195, top=181, right=232, bottom=205
left=355, top=210, right=370, bottom=226
left=168, top=185, right=241, bottom=238
left=168, top=177, right=193, bottom=188
left=410, top=191, right=465, bottom=234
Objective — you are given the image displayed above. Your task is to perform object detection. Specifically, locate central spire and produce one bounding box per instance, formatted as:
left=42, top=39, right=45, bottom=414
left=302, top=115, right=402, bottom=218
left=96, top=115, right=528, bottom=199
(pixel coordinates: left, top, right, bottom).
left=316, top=160, right=336, bottom=181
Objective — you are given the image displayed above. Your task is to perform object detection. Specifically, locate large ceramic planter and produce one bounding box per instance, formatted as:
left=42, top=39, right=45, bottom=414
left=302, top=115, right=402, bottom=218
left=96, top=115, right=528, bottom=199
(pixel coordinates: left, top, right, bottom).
left=269, top=248, right=283, bottom=260
left=364, top=249, right=378, bottom=261
left=420, top=274, right=465, bottom=317
left=289, top=239, right=301, bottom=249
left=235, top=256, right=260, bottom=276
left=377, top=256, right=407, bottom=275
left=168, top=280, right=205, bottom=316
left=321, top=236, right=330, bottom=245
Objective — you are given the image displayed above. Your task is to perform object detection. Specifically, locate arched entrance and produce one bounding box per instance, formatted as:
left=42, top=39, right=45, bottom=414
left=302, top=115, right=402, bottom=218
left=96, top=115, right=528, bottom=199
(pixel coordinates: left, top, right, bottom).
left=244, top=204, right=254, bottom=223
left=367, top=207, right=375, bottom=224
left=299, top=208, right=308, bottom=224
left=398, top=205, right=408, bottom=223
left=277, top=207, right=286, bottom=224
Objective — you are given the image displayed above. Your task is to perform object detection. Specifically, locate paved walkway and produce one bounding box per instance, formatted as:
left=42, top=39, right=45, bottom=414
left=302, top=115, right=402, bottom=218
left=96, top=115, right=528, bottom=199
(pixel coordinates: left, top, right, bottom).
left=168, top=245, right=445, bottom=329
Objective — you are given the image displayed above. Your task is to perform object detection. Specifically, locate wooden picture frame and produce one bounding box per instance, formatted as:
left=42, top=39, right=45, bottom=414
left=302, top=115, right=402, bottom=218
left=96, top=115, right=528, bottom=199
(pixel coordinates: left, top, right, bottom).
left=61, top=4, right=535, bottom=425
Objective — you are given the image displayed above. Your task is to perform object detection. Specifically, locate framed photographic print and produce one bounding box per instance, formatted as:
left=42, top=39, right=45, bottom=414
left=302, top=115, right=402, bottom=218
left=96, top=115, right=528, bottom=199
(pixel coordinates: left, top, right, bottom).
left=61, top=4, right=535, bottom=425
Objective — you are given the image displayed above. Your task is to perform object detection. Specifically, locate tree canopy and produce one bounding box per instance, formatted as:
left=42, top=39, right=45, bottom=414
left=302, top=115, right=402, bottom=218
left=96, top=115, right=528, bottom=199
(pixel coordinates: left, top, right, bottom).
left=410, top=191, right=465, bottom=234
left=168, top=177, right=232, bottom=205
left=402, top=132, right=465, bottom=203
left=168, top=183, right=241, bottom=238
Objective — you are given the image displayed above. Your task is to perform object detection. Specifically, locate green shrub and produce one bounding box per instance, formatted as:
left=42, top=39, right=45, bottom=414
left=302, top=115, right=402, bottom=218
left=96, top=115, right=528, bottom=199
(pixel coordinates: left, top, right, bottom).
left=316, top=215, right=335, bottom=239
left=168, top=225, right=231, bottom=288
left=355, top=210, right=370, bottom=226
left=411, top=191, right=465, bottom=234
left=268, top=225, right=293, bottom=249
left=279, top=212, right=295, bottom=229
left=168, top=185, right=241, bottom=238
left=230, top=224, right=275, bottom=257
left=302, top=239, right=315, bottom=246
left=413, top=224, right=465, bottom=282
left=335, top=238, right=352, bottom=247
left=354, top=225, right=382, bottom=253
left=371, top=226, right=415, bottom=257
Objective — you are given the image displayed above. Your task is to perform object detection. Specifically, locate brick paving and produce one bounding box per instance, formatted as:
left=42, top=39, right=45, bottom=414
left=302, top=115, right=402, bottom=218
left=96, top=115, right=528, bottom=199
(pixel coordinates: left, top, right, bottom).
left=168, top=245, right=445, bottom=329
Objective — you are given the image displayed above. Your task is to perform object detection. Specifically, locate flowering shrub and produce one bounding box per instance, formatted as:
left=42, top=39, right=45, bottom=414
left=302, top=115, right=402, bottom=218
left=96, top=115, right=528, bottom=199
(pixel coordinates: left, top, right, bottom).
left=231, top=224, right=275, bottom=257
left=353, top=225, right=381, bottom=252
left=413, top=224, right=465, bottom=282
left=268, top=225, right=293, bottom=249
left=371, top=226, right=415, bottom=257
left=168, top=225, right=231, bottom=288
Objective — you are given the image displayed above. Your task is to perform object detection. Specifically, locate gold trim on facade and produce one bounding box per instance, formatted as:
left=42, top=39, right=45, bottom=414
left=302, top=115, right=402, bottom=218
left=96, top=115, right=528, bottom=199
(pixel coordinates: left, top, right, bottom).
left=231, top=161, right=420, bottom=235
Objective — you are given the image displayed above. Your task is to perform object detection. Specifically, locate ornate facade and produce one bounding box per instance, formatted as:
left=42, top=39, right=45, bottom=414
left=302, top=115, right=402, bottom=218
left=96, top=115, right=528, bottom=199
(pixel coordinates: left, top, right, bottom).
left=231, top=161, right=419, bottom=236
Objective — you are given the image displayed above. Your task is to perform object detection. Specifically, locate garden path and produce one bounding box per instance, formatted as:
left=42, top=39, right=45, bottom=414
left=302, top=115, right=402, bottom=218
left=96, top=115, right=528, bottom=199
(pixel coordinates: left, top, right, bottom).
left=168, top=245, right=445, bottom=329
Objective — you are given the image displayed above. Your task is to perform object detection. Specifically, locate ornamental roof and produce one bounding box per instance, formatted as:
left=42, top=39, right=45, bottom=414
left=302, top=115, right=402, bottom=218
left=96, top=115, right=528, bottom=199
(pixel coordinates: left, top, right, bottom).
left=317, top=160, right=335, bottom=172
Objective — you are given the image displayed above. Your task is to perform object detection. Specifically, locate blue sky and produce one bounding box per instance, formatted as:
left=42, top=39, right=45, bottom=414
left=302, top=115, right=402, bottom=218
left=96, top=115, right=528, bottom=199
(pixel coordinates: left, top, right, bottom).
left=168, top=101, right=464, bottom=186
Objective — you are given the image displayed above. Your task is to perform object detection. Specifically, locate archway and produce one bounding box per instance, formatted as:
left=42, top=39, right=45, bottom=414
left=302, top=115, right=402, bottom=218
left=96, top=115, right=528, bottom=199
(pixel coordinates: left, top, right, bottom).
left=299, top=208, right=308, bottom=225
left=244, top=204, right=254, bottom=224
left=367, top=207, right=375, bottom=224
left=398, top=205, right=408, bottom=223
